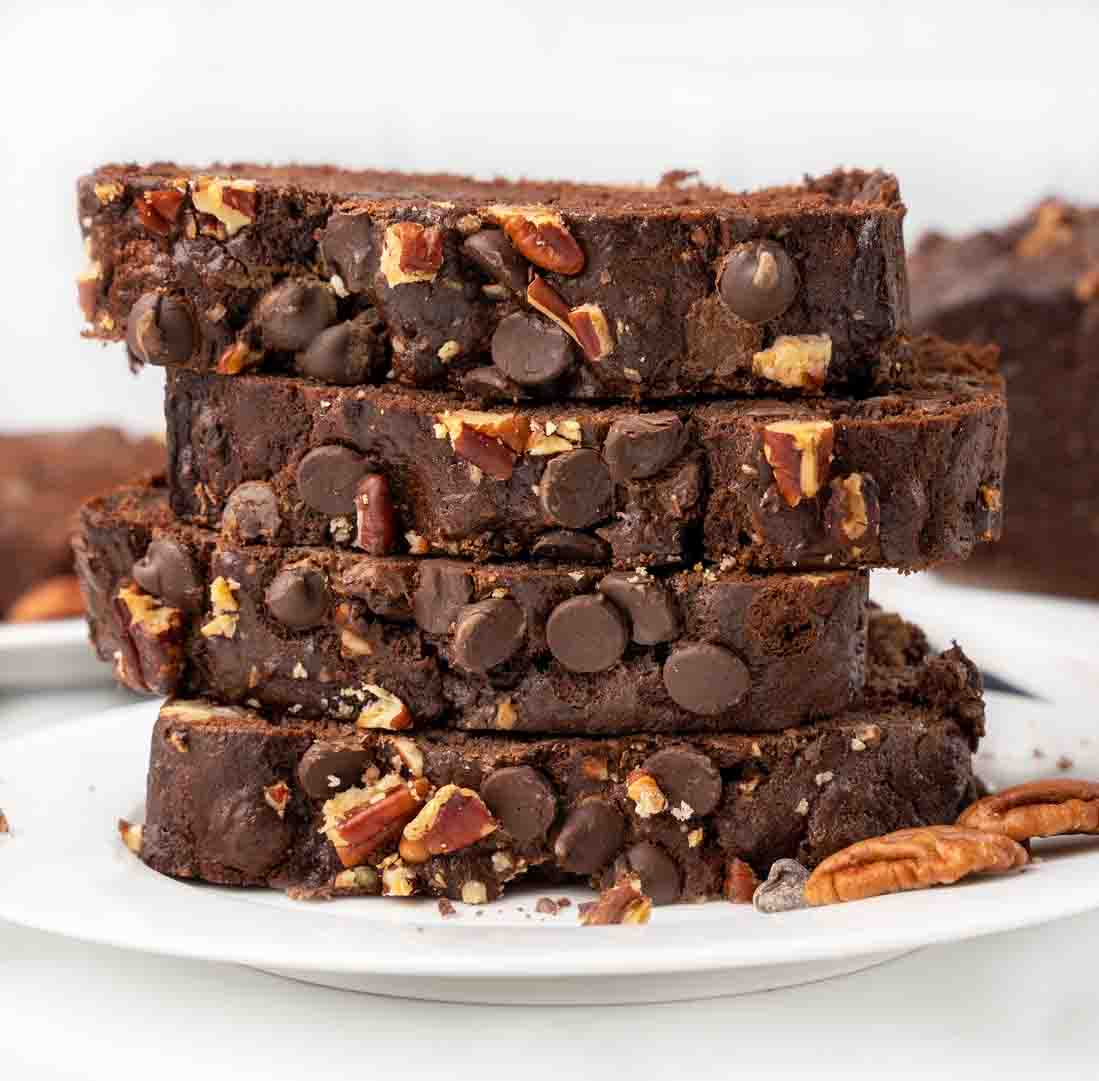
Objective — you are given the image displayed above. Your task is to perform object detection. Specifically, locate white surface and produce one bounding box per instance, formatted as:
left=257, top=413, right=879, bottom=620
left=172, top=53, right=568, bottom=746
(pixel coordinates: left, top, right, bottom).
left=2, top=1, right=1099, bottom=431
left=0, top=619, right=113, bottom=690
left=3, top=691, right=1099, bottom=1008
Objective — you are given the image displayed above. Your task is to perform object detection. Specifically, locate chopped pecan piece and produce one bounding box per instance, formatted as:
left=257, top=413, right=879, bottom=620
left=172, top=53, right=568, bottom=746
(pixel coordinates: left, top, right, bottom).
left=453, top=425, right=516, bottom=480
left=263, top=781, right=292, bottom=819
left=322, top=776, right=430, bottom=868
left=568, top=303, right=615, bottom=361
left=434, top=409, right=531, bottom=453
left=824, top=473, right=880, bottom=547
left=380, top=222, right=445, bottom=286
left=113, top=584, right=184, bottom=694
left=804, top=825, right=1028, bottom=906
left=752, top=334, right=832, bottom=390
left=723, top=857, right=760, bottom=903
left=399, top=784, right=497, bottom=863
left=117, top=818, right=143, bottom=855
left=579, top=875, right=652, bottom=926
left=762, top=420, right=834, bottom=506
left=626, top=770, right=668, bottom=818
left=191, top=176, right=257, bottom=236
left=137, top=188, right=186, bottom=236
left=355, top=685, right=413, bottom=731
left=957, top=779, right=1099, bottom=841
left=355, top=473, right=398, bottom=555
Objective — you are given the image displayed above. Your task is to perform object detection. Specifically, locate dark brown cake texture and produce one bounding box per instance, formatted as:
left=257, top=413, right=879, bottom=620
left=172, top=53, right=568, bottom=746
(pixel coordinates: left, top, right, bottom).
left=136, top=611, right=983, bottom=906
left=77, top=164, right=911, bottom=400
left=911, top=200, right=1099, bottom=599
left=0, top=428, right=164, bottom=618
left=76, top=481, right=868, bottom=735
left=165, top=336, right=1005, bottom=571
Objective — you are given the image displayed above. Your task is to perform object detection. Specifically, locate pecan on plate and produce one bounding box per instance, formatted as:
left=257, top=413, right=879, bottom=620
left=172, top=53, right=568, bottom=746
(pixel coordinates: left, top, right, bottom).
left=957, top=779, right=1099, bottom=842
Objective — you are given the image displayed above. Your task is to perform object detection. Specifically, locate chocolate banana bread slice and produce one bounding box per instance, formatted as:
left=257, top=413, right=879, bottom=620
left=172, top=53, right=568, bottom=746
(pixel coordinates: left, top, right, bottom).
left=78, top=163, right=910, bottom=400
left=137, top=612, right=982, bottom=905
left=911, top=200, right=1099, bottom=599
left=76, top=481, right=868, bottom=735
left=167, top=336, right=1005, bottom=570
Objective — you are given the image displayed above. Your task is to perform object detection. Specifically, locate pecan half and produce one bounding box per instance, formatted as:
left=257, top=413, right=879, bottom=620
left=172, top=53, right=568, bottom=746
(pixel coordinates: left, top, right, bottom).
left=489, top=205, right=584, bottom=275
left=380, top=222, right=445, bottom=286
left=113, top=584, right=184, bottom=695
left=804, top=825, right=1028, bottom=906
left=399, top=784, right=497, bottom=863
left=579, top=875, right=653, bottom=926
left=762, top=420, right=834, bottom=506
left=957, top=779, right=1099, bottom=842
left=6, top=574, right=84, bottom=622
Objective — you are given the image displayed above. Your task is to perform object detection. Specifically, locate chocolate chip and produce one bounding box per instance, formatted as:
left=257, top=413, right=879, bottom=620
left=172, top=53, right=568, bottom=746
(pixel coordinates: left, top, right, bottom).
left=531, top=530, right=610, bottom=564
left=296, top=320, right=375, bottom=384
left=718, top=240, right=799, bottom=323
left=296, top=445, right=366, bottom=516
left=546, top=594, right=628, bottom=673
left=622, top=842, right=680, bottom=905
left=297, top=742, right=372, bottom=800
left=481, top=766, right=557, bottom=845
left=462, top=229, right=529, bottom=293
left=663, top=642, right=750, bottom=715
left=126, top=292, right=195, bottom=367
left=602, top=413, right=687, bottom=482
left=539, top=449, right=613, bottom=529
left=204, top=790, right=292, bottom=877
left=412, top=561, right=473, bottom=634
left=132, top=538, right=202, bottom=611
left=753, top=859, right=809, bottom=914
left=265, top=565, right=330, bottom=629
left=554, top=800, right=625, bottom=874
left=321, top=209, right=376, bottom=293
left=641, top=748, right=722, bottom=817
left=597, top=571, right=679, bottom=645
left=460, top=366, right=520, bottom=403
left=452, top=598, right=526, bottom=672
left=492, top=312, right=573, bottom=386
left=255, top=278, right=338, bottom=352
left=222, top=481, right=281, bottom=543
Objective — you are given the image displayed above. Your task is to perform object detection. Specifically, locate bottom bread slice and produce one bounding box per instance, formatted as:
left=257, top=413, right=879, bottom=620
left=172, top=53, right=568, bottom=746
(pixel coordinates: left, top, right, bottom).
left=138, top=612, right=984, bottom=906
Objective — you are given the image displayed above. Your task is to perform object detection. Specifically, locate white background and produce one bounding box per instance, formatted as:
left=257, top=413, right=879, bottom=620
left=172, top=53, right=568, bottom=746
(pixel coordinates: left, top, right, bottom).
left=3, top=4, right=1099, bottom=1079
left=1, top=0, right=1097, bottom=432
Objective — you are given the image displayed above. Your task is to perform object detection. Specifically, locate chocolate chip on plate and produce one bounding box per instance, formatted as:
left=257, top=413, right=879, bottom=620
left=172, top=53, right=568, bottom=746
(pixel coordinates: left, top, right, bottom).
left=452, top=598, right=526, bottom=672
left=554, top=799, right=626, bottom=874
left=255, top=278, right=337, bottom=352
left=126, top=292, right=195, bottom=367
left=491, top=311, right=573, bottom=386
left=622, top=842, right=681, bottom=905
left=297, top=741, right=372, bottom=800
left=718, top=240, right=799, bottom=323
left=546, top=594, right=628, bottom=673
left=265, top=565, right=330, bottom=629
left=481, top=766, right=557, bottom=845
left=411, top=561, right=473, bottom=635
left=539, top=449, right=613, bottom=529
left=641, top=747, right=722, bottom=817
left=530, top=530, right=610, bottom=564
left=222, top=481, right=281, bottom=543
left=320, top=209, right=376, bottom=293
left=663, top=642, right=750, bottom=715
left=602, top=413, right=687, bottom=482
left=132, top=538, right=202, bottom=611
left=462, top=229, right=529, bottom=294
left=597, top=571, right=679, bottom=645
left=295, top=445, right=366, bottom=516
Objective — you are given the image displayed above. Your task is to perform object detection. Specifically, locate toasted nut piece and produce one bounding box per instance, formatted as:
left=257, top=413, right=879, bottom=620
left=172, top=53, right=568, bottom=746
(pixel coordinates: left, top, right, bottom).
left=435, top=409, right=531, bottom=454
left=979, top=484, right=1002, bottom=513
left=402, top=784, right=498, bottom=860
left=494, top=698, right=518, bottom=729
left=762, top=420, right=834, bottom=506
left=333, top=866, right=381, bottom=893
left=355, top=685, right=413, bottom=731
left=6, top=574, right=84, bottom=622
left=752, top=334, right=832, bottom=391
left=525, top=431, right=575, bottom=456
left=957, top=779, right=1099, bottom=842
left=137, top=188, right=185, bottom=236
left=488, top=204, right=584, bottom=275
left=580, top=756, right=609, bottom=782
left=0, top=809, right=8, bottom=834
left=568, top=304, right=615, bottom=361
left=216, top=341, right=260, bottom=376
left=323, top=778, right=428, bottom=867
left=389, top=736, right=425, bottom=778
left=118, top=818, right=143, bottom=855
left=579, top=875, right=652, bottom=926
left=160, top=699, right=254, bottom=725
left=77, top=261, right=103, bottom=322
left=381, top=222, right=445, bottom=286
left=459, top=880, right=489, bottom=905
left=201, top=576, right=240, bottom=639
left=114, top=584, right=185, bottom=694
left=626, top=770, right=668, bottom=818
left=263, top=781, right=292, bottom=819
left=824, top=473, right=880, bottom=546
left=526, top=274, right=575, bottom=335
left=453, top=425, right=517, bottom=480
left=380, top=856, right=417, bottom=896
left=94, top=180, right=124, bottom=204
left=724, top=858, right=760, bottom=903
left=355, top=473, right=398, bottom=555
left=804, top=825, right=1028, bottom=906
left=191, top=176, right=257, bottom=235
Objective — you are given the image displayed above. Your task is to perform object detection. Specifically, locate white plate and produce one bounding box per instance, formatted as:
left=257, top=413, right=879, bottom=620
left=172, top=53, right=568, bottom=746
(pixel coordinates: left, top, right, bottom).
left=2, top=696, right=1099, bottom=1004
left=0, top=618, right=111, bottom=690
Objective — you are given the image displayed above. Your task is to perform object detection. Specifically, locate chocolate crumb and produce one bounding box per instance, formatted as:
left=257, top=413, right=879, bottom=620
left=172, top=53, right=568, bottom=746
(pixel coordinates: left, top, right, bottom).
left=556, top=897, right=573, bottom=908
left=1057, top=755, right=1075, bottom=771
left=535, top=897, right=560, bottom=916
left=1032, top=748, right=1046, bottom=759
left=437, top=898, right=458, bottom=919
